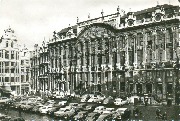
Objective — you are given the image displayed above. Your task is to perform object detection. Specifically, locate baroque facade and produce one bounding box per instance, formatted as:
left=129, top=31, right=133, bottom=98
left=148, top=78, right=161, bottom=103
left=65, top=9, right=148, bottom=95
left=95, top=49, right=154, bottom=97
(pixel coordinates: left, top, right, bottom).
left=0, top=27, right=31, bottom=96
left=30, top=4, right=180, bottom=104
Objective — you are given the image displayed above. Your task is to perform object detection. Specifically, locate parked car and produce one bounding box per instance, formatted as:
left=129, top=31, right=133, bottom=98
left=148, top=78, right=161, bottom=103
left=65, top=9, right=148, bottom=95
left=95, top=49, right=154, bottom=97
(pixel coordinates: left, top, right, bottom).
left=112, top=108, right=130, bottom=120
left=87, top=95, right=104, bottom=103
left=128, top=96, right=140, bottom=104
left=73, top=111, right=88, bottom=120
left=96, top=108, right=115, bottom=121
left=80, top=94, right=92, bottom=102
left=93, top=106, right=105, bottom=114
left=103, top=96, right=114, bottom=105
left=39, top=105, right=53, bottom=114
left=47, top=106, right=61, bottom=116
left=32, top=103, right=44, bottom=113
left=0, top=97, right=11, bottom=104
left=114, top=98, right=128, bottom=106
left=85, top=112, right=100, bottom=121
left=84, top=104, right=97, bottom=112
left=54, top=106, right=75, bottom=117
left=23, top=103, right=35, bottom=111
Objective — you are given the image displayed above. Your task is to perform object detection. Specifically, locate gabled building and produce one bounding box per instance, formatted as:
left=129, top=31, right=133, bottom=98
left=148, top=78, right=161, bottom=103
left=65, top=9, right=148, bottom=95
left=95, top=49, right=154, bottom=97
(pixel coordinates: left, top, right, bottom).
left=0, top=27, right=31, bottom=96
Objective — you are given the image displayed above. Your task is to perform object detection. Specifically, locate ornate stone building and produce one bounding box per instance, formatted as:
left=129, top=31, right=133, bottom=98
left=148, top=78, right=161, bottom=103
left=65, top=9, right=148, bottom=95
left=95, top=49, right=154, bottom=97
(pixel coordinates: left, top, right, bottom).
left=0, top=27, right=31, bottom=96
left=31, top=4, right=180, bottom=104
left=20, top=46, right=31, bottom=95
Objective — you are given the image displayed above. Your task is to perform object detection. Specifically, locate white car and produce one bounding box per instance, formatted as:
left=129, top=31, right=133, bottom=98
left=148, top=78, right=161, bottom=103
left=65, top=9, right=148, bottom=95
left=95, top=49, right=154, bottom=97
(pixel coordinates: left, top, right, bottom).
left=80, top=94, right=93, bottom=102
left=0, top=97, right=10, bottom=104
left=39, top=105, right=53, bottom=114
left=97, top=108, right=115, bottom=121
left=93, top=106, right=105, bottom=114
left=87, top=95, right=104, bottom=103
left=114, top=98, right=128, bottom=106
left=54, top=106, right=75, bottom=117
left=128, top=96, right=140, bottom=104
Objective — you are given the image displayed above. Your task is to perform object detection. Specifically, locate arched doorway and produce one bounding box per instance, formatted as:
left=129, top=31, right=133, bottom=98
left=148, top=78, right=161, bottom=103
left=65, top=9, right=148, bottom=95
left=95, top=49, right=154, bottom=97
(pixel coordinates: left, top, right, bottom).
left=146, top=83, right=152, bottom=93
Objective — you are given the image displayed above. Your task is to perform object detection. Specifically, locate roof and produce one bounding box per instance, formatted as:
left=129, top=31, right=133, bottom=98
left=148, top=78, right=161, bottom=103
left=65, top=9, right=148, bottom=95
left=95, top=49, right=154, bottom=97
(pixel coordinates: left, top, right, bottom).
left=121, top=4, right=179, bottom=19
left=58, top=25, right=77, bottom=34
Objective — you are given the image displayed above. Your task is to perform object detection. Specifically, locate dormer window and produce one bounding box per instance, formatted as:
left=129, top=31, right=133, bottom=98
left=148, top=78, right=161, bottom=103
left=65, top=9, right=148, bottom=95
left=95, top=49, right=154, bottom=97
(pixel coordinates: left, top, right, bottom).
left=155, top=5, right=161, bottom=13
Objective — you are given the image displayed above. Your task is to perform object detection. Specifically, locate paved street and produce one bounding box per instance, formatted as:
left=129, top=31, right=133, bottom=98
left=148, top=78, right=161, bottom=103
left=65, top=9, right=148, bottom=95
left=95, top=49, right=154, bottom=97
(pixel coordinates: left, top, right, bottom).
left=1, top=102, right=180, bottom=120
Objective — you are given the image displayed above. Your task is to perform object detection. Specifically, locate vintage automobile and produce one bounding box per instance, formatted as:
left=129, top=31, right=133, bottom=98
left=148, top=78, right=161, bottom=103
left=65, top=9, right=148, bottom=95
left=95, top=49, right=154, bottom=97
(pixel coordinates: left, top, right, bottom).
left=103, top=96, right=114, bottom=105
left=54, top=106, right=75, bottom=118
left=111, top=108, right=131, bottom=120
left=93, top=106, right=105, bottom=114
left=96, top=108, right=115, bottom=121
left=73, top=111, right=88, bottom=120
left=84, top=104, right=97, bottom=113
left=0, top=97, right=11, bottom=104
left=85, top=112, right=100, bottom=121
left=87, top=95, right=105, bottom=103
left=114, top=98, right=128, bottom=106
left=31, top=103, right=44, bottom=113
left=39, top=105, right=54, bottom=114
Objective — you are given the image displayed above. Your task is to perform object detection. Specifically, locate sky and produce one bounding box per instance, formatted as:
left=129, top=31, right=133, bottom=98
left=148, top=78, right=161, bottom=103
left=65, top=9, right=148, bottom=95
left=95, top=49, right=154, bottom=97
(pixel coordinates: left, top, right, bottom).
left=0, top=0, right=179, bottom=50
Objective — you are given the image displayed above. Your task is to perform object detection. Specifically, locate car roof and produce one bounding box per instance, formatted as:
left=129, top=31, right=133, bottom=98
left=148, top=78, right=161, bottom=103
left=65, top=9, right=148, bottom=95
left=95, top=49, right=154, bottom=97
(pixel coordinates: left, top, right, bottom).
left=116, top=108, right=127, bottom=111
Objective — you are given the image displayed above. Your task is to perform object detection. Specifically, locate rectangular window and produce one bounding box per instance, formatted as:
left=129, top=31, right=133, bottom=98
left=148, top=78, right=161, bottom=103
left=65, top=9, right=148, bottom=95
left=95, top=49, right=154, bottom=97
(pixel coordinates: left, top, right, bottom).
left=5, top=62, right=9, bottom=66
left=11, top=51, right=14, bottom=59
left=5, top=51, right=9, bottom=59
left=5, top=77, right=9, bottom=82
left=11, top=77, right=14, bottom=82
left=130, top=83, right=133, bottom=93
left=6, top=41, right=8, bottom=47
left=157, top=83, right=162, bottom=94
left=5, top=69, right=9, bottom=73
left=167, top=83, right=173, bottom=94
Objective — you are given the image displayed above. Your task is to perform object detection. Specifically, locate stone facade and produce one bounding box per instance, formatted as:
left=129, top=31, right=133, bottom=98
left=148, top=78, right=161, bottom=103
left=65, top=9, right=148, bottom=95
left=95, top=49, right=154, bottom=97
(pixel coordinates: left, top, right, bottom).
left=30, top=4, right=180, bottom=104
left=0, top=27, right=31, bottom=95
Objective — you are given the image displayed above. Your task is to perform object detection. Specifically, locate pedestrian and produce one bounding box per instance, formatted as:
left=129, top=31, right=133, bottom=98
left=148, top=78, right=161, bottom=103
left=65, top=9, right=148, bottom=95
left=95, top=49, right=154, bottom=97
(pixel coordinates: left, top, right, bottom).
left=162, top=112, right=167, bottom=120
left=18, top=105, right=22, bottom=117
left=156, top=108, right=162, bottom=119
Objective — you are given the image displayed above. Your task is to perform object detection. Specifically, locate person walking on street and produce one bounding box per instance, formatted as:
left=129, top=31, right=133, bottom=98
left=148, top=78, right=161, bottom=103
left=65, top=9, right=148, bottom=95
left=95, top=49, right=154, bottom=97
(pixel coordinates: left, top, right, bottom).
left=162, top=112, right=167, bottom=120
left=18, top=105, right=22, bottom=117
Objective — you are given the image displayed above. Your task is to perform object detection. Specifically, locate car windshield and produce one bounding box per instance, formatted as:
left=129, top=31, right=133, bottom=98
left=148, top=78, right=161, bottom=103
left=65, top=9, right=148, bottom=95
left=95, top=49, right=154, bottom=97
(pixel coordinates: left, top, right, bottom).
left=115, top=99, right=122, bottom=101
left=2, top=97, right=7, bottom=100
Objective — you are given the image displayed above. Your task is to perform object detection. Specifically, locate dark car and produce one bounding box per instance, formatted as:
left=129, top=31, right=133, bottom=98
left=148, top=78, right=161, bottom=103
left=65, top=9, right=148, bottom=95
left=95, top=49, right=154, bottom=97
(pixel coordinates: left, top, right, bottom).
left=84, top=104, right=97, bottom=113
left=73, top=111, right=88, bottom=120
left=103, top=96, right=114, bottom=105
left=23, top=103, right=35, bottom=111
left=85, top=112, right=100, bottom=121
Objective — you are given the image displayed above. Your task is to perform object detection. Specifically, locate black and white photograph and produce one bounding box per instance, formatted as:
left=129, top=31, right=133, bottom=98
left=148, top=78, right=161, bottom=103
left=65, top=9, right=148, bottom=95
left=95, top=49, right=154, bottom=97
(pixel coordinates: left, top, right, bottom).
left=0, top=0, right=180, bottom=120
